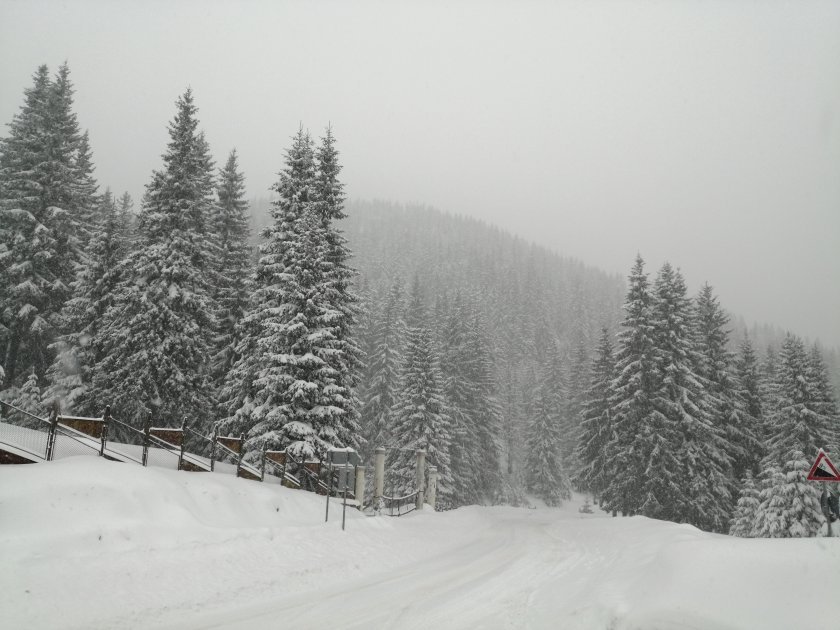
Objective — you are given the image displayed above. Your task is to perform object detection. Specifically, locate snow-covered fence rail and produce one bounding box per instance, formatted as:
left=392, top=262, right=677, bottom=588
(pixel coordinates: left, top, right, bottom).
left=0, top=401, right=377, bottom=511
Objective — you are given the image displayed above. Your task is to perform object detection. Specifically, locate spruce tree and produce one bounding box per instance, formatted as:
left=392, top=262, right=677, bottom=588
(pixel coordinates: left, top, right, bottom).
left=647, top=264, right=731, bottom=531
left=525, top=374, right=572, bottom=506
left=221, top=129, right=358, bottom=459
left=574, top=327, right=615, bottom=501
left=601, top=255, right=656, bottom=516
left=0, top=64, right=89, bottom=386
left=91, top=90, right=215, bottom=426
left=45, top=190, right=130, bottom=414
left=754, top=335, right=833, bottom=537
left=210, top=149, right=252, bottom=388
left=694, top=284, right=758, bottom=487
left=389, top=283, right=453, bottom=507
left=359, top=280, right=404, bottom=461
left=729, top=472, right=761, bottom=537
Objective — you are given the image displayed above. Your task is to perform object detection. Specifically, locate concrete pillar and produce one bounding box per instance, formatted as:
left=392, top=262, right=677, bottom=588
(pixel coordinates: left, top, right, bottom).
left=427, top=465, right=438, bottom=511
left=374, top=447, right=385, bottom=510
left=354, top=465, right=365, bottom=508
left=415, top=449, right=426, bottom=510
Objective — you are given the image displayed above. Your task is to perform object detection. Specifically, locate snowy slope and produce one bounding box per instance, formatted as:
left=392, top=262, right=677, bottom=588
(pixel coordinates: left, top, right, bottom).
left=2, top=457, right=839, bottom=630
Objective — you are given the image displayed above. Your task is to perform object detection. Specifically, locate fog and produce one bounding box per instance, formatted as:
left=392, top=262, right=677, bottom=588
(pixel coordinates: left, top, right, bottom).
left=1, top=0, right=838, bottom=345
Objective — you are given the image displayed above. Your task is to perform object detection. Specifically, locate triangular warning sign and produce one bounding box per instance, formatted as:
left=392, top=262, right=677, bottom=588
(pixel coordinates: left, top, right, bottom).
left=807, top=449, right=840, bottom=482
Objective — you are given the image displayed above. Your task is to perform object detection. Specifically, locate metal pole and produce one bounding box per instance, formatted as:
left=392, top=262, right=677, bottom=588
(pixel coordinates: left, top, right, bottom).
left=260, top=443, right=266, bottom=482
left=236, top=433, right=245, bottom=477
left=210, top=424, right=217, bottom=472
left=178, top=417, right=187, bottom=470
left=142, top=414, right=151, bottom=467
left=325, top=459, right=333, bottom=522
left=46, top=400, right=59, bottom=461
left=342, top=470, right=348, bottom=531
left=100, top=405, right=111, bottom=457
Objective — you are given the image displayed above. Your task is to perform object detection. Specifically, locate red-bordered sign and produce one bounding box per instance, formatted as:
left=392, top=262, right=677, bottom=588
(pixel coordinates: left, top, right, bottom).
left=807, top=449, right=840, bottom=482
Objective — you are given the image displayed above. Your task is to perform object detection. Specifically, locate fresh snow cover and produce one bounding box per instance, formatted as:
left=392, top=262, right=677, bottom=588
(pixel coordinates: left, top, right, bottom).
left=2, top=456, right=840, bottom=630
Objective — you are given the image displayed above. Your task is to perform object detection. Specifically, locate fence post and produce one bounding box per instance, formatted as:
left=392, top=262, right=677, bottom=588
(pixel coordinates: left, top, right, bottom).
left=177, top=417, right=188, bottom=470
left=210, top=424, right=218, bottom=472
left=374, top=447, right=385, bottom=512
left=354, top=465, right=365, bottom=508
left=142, top=414, right=150, bottom=466
left=260, top=443, right=266, bottom=482
left=100, top=405, right=111, bottom=457
left=427, top=465, right=438, bottom=511
left=415, top=449, right=426, bottom=511
left=236, top=432, right=245, bottom=476
left=46, top=400, right=60, bottom=461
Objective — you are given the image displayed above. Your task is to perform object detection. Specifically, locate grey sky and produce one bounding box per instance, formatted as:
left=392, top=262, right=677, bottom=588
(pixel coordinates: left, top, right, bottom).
left=2, top=0, right=839, bottom=345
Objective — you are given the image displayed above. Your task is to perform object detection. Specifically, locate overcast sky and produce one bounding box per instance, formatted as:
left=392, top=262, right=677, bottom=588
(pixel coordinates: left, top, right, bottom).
left=1, top=0, right=838, bottom=346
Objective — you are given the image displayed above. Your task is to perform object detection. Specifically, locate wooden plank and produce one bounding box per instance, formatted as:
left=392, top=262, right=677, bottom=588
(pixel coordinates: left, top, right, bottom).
left=149, top=428, right=183, bottom=447
left=58, top=416, right=103, bottom=439
left=217, top=436, right=242, bottom=454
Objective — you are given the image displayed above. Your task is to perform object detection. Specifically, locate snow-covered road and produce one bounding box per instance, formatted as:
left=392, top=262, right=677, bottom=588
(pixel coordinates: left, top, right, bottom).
left=3, top=457, right=840, bottom=630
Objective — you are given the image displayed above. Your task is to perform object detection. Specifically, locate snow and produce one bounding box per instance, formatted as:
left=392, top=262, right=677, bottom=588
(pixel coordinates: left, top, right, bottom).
left=2, top=456, right=840, bottom=630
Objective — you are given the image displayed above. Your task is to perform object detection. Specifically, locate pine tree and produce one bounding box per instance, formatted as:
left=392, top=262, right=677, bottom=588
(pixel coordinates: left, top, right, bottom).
left=44, top=190, right=130, bottom=414
left=313, top=126, right=362, bottom=442
left=390, top=283, right=453, bottom=507
left=0, top=64, right=90, bottom=386
left=574, top=327, right=615, bottom=501
left=729, top=472, right=760, bottom=537
left=734, top=336, right=765, bottom=473
left=359, top=280, right=404, bottom=461
left=525, top=375, right=572, bottom=507
left=694, top=284, right=758, bottom=487
left=221, top=129, right=358, bottom=459
left=210, top=149, right=252, bottom=388
left=91, top=90, right=215, bottom=426
left=439, top=293, right=481, bottom=506
left=754, top=335, right=833, bottom=537
left=601, top=255, right=657, bottom=516
left=646, top=264, right=731, bottom=531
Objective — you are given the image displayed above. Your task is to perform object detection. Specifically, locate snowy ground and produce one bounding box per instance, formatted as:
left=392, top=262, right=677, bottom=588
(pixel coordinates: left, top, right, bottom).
left=2, top=457, right=839, bottom=630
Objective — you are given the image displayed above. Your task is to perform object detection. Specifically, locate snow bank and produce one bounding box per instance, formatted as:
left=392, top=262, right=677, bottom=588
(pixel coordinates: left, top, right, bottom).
left=2, top=456, right=839, bottom=630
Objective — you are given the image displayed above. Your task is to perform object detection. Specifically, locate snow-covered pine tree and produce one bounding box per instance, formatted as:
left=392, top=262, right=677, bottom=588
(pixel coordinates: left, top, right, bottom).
left=91, top=90, right=215, bottom=426
left=729, top=471, right=761, bottom=537
left=563, top=338, right=590, bottom=477
left=525, top=371, right=573, bottom=507
left=806, top=344, right=840, bottom=454
left=0, top=64, right=89, bottom=387
left=601, top=255, right=657, bottom=517
left=754, top=335, right=833, bottom=537
left=210, top=149, right=252, bottom=389
left=313, top=126, right=362, bottom=444
left=389, top=281, right=453, bottom=508
left=574, top=327, right=615, bottom=502
left=646, top=264, right=731, bottom=532
left=359, top=280, right=404, bottom=461
left=694, top=284, right=759, bottom=488
left=735, top=336, right=765, bottom=464
left=4, top=371, right=44, bottom=428
left=44, top=190, right=131, bottom=414
left=439, top=293, right=482, bottom=506
left=465, top=307, right=503, bottom=503
left=221, top=128, right=358, bottom=459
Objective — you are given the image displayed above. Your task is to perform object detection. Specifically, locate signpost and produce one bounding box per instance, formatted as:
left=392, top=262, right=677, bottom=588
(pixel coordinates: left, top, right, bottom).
left=807, top=449, right=840, bottom=536
left=325, top=447, right=361, bottom=530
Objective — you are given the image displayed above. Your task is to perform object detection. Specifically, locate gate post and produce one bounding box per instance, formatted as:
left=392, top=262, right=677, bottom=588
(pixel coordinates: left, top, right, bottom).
left=374, top=447, right=385, bottom=512
left=46, top=400, right=60, bottom=461
left=100, top=405, right=111, bottom=457
left=415, top=449, right=426, bottom=511
left=236, top=432, right=245, bottom=475
left=178, top=417, right=187, bottom=470
left=427, top=465, right=438, bottom=510
left=142, top=414, right=151, bottom=467
left=210, top=424, right=218, bottom=472
left=354, top=465, right=365, bottom=507
left=260, top=443, right=266, bottom=482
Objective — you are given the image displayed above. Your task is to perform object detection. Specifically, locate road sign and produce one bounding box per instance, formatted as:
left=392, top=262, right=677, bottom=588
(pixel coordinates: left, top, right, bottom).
left=807, top=449, right=840, bottom=482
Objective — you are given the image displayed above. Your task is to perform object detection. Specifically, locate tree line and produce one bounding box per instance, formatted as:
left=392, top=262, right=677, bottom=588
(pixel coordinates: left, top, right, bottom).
left=1, top=64, right=837, bottom=531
